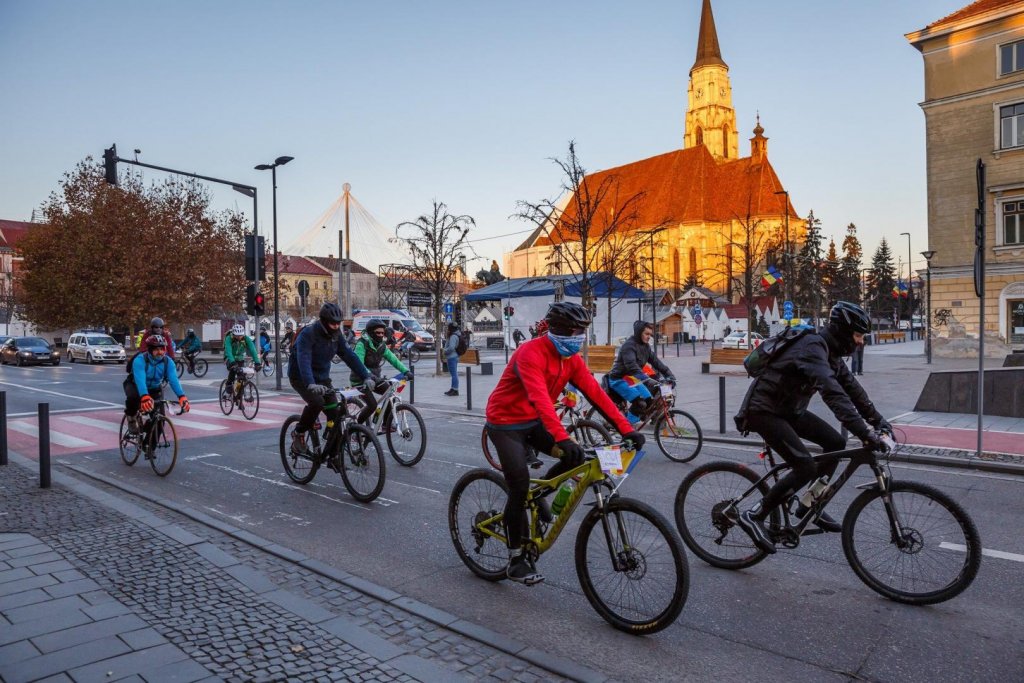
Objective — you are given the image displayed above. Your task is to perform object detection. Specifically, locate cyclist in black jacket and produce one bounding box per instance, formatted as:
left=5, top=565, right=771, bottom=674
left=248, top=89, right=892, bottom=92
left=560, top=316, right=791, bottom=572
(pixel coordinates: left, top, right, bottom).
left=606, top=320, right=676, bottom=425
left=734, top=302, right=892, bottom=554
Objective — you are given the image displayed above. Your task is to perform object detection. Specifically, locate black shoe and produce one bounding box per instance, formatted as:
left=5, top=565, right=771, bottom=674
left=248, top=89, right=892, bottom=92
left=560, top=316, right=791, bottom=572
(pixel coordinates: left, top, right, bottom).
left=737, top=510, right=776, bottom=554
left=445, top=389, right=459, bottom=396
left=794, top=503, right=842, bottom=533
left=506, top=553, right=544, bottom=585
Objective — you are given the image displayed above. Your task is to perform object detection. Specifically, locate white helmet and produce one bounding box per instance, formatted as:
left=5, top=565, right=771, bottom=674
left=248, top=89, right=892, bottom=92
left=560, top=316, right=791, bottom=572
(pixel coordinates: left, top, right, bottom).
left=231, top=323, right=245, bottom=336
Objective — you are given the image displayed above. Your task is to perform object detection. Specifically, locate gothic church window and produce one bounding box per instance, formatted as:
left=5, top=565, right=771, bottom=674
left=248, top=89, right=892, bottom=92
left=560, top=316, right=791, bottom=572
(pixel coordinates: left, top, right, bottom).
left=696, top=127, right=703, bottom=146
left=722, top=124, right=729, bottom=158
left=689, top=247, right=697, bottom=276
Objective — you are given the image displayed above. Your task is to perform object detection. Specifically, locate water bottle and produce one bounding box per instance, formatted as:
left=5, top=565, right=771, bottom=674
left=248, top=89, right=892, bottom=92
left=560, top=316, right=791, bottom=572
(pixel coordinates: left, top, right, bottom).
left=550, top=482, right=573, bottom=516
left=799, top=476, right=830, bottom=508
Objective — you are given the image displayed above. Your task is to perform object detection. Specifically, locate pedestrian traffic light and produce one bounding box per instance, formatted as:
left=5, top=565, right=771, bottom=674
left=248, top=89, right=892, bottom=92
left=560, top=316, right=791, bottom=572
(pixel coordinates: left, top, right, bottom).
left=103, top=145, right=118, bottom=186
left=245, top=283, right=257, bottom=316
left=254, top=291, right=265, bottom=316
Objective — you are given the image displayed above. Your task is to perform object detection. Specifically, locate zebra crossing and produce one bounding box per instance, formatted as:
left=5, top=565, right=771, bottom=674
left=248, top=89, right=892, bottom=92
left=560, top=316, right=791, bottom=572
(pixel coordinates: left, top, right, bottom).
left=6, top=396, right=310, bottom=457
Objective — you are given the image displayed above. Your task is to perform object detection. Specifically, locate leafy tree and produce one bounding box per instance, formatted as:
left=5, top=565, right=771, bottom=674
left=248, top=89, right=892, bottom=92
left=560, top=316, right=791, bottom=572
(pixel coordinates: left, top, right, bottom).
left=867, top=238, right=897, bottom=322
left=793, top=209, right=825, bottom=320
left=839, top=222, right=864, bottom=303
left=19, top=158, right=247, bottom=332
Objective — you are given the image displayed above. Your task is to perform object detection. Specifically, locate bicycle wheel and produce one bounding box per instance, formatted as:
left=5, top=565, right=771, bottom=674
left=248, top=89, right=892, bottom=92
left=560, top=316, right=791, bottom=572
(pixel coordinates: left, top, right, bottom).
left=346, top=395, right=365, bottom=420
left=279, top=415, right=320, bottom=484
left=842, top=481, right=981, bottom=605
left=193, top=358, right=208, bottom=378
left=408, top=348, right=421, bottom=364
left=148, top=414, right=178, bottom=476
left=575, top=497, right=689, bottom=635
left=480, top=426, right=502, bottom=471
left=175, top=361, right=184, bottom=379
left=385, top=404, right=427, bottom=466
left=584, top=405, right=616, bottom=434
left=674, top=461, right=775, bottom=569
left=119, top=414, right=141, bottom=466
left=338, top=423, right=386, bottom=502
left=239, top=381, right=260, bottom=420
left=653, top=409, right=703, bottom=463
left=567, top=418, right=612, bottom=448
left=218, top=379, right=234, bottom=415
left=448, top=468, right=509, bottom=582
left=262, top=360, right=274, bottom=377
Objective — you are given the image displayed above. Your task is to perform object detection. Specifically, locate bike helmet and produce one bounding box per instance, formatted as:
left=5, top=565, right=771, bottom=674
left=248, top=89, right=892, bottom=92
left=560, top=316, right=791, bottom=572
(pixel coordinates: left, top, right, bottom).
left=231, top=323, right=245, bottom=336
left=150, top=317, right=164, bottom=329
left=145, top=334, right=167, bottom=349
left=186, top=328, right=195, bottom=335
left=319, top=302, right=343, bottom=324
left=285, top=322, right=294, bottom=330
left=829, top=301, right=871, bottom=335
left=365, top=319, right=387, bottom=335
left=260, top=323, right=268, bottom=331
left=544, top=302, right=592, bottom=334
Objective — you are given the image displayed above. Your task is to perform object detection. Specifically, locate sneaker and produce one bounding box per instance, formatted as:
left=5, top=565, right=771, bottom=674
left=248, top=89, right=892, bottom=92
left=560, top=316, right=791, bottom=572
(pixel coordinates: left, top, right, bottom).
left=444, top=389, right=459, bottom=396
left=290, top=431, right=308, bottom=456
left=506, top=552, right=544, bottom=585
left=626, top=412, right=642, bottom=426
left=794, top=502, right=842, bottom=533
left=737, top=510, right=776, bottom=554
left=127, top=415, right=141, bottom=434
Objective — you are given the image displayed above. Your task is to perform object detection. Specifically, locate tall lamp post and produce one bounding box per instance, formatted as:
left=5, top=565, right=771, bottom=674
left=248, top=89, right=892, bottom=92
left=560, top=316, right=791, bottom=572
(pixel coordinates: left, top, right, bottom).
left=921, top=250, right=936, bottom=364
left=774, top=189, right=790, bottom=302
left=255, top=156, right=294, bottom=390
left=900, top=232, right=913, bottom=339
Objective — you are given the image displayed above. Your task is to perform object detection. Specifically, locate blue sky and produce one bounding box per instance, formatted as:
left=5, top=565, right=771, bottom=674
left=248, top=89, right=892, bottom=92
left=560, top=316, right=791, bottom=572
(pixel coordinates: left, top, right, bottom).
left=0, top=0, right=965, bottom=278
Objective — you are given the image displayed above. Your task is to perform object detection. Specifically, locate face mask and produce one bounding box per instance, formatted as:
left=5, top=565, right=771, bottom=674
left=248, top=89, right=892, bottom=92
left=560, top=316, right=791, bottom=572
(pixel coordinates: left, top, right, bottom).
left=548, top=333, right=585, bottom=357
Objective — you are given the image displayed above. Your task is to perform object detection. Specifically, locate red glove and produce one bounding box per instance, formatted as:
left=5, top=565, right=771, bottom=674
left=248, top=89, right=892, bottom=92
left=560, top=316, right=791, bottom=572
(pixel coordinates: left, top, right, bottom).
left=140, top=395, right=154, bottom=412
left=178, top=396, right=190, bottom=413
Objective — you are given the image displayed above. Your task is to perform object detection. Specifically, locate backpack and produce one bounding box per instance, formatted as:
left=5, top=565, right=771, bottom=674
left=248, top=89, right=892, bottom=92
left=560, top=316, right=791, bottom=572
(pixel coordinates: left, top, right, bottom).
left=454, top=331, right=469, bottom=356
left=742, top=326, right=813, bottom=378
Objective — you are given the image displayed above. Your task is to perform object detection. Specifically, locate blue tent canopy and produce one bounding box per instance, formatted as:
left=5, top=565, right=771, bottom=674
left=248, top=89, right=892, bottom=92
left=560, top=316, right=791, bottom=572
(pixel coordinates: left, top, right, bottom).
left=464, top=273, right=646, bottom=302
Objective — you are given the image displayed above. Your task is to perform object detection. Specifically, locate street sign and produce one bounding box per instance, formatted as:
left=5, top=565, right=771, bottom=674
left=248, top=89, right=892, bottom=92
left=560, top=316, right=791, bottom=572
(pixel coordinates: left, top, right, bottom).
left=445, top=314, right=452, bottom=322
left=693, top=303, right=702, bottom=315
left=407, top=291, right=431, bottom=307
left=694, top=314, right=703, bottom=325
left=443, top=302, right=454, bottom=314
left=783, top=300, right=794, bottom=321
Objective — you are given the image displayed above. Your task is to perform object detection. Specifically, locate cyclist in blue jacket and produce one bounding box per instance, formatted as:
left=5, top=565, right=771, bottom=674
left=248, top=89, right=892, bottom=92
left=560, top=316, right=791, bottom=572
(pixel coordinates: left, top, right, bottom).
left=123, top=335, right=190, bottom=432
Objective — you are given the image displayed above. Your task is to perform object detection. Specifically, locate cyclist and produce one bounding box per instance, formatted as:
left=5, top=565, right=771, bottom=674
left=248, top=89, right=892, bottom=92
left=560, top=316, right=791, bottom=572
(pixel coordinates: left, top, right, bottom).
left=485, top=302, right=646, bottom=585
left=350, top=319, right=411, bottom=431
left=180, top=329, right=202, bottom=371
left=342, top=320, right=356, bottom=347
left=606, top=320, right=676, bottom=425
left=734, top=301, right=893, bottom=554
left=258, top=324, right=273, bottom=366
left=281, top=322, right=296, bottom=352
left=124, top=335, right=190, bottom=432
left=223, top=324, right=261, bottom=396
left=287, top=303, right=386, bottom=456
left=138, top=317, right=176, bottom=360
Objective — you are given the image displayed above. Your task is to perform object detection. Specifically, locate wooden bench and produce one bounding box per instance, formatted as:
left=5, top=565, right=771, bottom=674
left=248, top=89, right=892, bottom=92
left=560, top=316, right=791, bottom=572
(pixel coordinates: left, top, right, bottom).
left=701, top=348, right=749, bottom=373
left=875, top=331, right=906, bottom=344
left=457, top=347, right=493, bottom=375
left=586, top=345, right=618, bottom=373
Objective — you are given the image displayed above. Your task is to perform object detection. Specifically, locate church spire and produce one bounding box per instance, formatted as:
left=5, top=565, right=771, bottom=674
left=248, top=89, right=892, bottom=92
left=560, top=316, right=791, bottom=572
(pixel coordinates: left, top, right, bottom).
left=691, top=0, right=727, bottom=73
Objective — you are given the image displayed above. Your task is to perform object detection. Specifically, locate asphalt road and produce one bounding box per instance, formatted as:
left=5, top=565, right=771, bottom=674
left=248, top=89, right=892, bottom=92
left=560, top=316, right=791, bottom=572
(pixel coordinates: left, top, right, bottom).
left=3, top=360, right=1023, bottom=682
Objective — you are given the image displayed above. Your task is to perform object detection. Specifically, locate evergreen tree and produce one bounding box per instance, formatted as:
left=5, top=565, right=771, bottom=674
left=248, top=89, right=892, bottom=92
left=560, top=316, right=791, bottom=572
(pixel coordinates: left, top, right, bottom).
left=793, top=209, right=825, bottom=320
left=867, top=238, right=897, bottom=321
left=822, top=238, right=841, bottom=307
left=839, top=222, right=863, bottom=303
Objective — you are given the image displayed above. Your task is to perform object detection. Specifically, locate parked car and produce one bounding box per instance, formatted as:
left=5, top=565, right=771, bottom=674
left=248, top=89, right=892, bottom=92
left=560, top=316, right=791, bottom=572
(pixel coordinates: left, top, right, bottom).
left=352, top=310, right=436, bottom=350
left=0, top=336, right=61, bottom=366
left=721, top=331, right=764, bottom=350
left=67, top=332, right=127, bottom=364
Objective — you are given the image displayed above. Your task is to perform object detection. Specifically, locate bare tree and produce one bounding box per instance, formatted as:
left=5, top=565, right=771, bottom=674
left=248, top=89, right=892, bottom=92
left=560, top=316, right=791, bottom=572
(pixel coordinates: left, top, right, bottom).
left=595, top=228, right=647, bottom=343
left=394, top=200, right=475, bottom=373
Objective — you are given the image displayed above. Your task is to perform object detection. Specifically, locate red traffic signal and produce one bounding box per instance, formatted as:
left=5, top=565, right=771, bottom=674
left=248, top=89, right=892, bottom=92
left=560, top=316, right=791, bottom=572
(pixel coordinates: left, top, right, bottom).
left=253, top=292, right=265, bottom=316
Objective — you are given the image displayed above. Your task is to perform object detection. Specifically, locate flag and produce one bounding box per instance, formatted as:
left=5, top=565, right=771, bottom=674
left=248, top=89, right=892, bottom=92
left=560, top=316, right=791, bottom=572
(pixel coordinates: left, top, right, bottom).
left=891, top=280, right=909, bottom=298
left=761, top=265, right=783, bottom=288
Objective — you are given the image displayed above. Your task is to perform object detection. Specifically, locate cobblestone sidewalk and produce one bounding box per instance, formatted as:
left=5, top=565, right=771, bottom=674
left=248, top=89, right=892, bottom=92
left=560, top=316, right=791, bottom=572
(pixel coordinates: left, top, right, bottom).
left=0, top=457, right=594, bottom=683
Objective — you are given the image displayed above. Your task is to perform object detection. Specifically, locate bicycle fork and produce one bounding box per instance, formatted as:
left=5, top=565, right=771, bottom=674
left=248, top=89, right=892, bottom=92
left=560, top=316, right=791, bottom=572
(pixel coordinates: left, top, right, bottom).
left=594, top=486, right=634, bottom=572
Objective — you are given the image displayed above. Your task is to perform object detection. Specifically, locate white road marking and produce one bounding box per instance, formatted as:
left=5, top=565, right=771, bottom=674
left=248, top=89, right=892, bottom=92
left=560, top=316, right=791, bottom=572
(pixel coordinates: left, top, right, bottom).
left=64, top=416, right=122, bottom=432
left=0, top=380, right=121, bottom=407
left=940, top=542, right=1024, bottom=563
left=188, top=407, right=277, bottom=425
left=382, top=480, right=441, bottom=494
left=195, top=460, right=371, bottom=510
left=184, top=453, right=225, bottom=461
left=170, top=417, right=228, bottom=432
left=8, top=421, right=94, bottom=447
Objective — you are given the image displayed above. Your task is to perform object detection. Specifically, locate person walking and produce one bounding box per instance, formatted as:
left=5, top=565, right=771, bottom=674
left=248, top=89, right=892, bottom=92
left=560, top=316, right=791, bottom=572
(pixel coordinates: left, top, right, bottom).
left=512, top=328, right=525, bottom=348
left=850, top=335, right=866, bottom=375
left=444, top=323, right=461, bottom=396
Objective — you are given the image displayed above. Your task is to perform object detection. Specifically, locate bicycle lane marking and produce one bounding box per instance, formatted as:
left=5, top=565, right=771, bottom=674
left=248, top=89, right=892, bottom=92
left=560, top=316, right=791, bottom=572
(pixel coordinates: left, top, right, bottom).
left=940, top=543, right=1024, bottom=563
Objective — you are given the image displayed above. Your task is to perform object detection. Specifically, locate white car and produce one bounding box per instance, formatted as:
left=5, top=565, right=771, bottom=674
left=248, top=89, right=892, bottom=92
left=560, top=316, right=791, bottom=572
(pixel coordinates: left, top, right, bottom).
left=722, top=331, right=764, bottom=350
left=67, top=332, right=127, bottom=364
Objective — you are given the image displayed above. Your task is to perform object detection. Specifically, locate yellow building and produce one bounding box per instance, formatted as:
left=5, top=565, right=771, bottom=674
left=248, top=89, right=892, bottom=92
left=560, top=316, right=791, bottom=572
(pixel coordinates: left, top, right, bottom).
left=907, top=0, right=1024, bottom=352
left=505, top=0, right=803, bottom=299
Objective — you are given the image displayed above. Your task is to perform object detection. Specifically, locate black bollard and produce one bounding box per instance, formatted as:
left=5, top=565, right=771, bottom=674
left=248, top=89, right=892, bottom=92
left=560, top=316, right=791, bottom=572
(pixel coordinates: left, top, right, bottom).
left=0, top=391, right=7, bottom=466
left=409, top=372, right=414, bottom=404
left=39, top=403, right=51, bottom=489
left=465, top=367, right=472, bottom=411
left=676, top=340, right=680, bottom=357
left=718, top=377, right=726, bottom=435
left=691, top=339, right=696, bottom=356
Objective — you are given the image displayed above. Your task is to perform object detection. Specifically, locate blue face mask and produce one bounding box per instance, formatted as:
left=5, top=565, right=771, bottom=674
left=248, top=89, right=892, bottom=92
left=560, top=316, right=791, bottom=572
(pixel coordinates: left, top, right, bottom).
left=548, top=333, right=585, bottom=357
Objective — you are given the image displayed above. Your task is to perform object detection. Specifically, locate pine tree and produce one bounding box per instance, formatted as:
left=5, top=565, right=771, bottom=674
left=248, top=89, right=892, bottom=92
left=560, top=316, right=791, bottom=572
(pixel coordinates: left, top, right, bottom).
left=839, top=222, right=863, bottom=303
left=868, top=238, right=897, bottom=321
left=822, top=238, right=841, bottom=307
left=793, top=210, right=825, bottom=320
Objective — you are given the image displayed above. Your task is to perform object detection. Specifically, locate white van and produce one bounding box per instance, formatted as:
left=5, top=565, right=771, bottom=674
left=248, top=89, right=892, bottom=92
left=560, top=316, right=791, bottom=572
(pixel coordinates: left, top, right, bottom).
left=67, top=331, right=127, bottom=364
left=352, top=310, right=435, bottom=350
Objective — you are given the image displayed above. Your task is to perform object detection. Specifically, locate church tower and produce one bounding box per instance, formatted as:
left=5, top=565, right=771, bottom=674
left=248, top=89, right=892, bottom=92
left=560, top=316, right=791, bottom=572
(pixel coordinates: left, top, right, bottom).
left=684, top=0, right=739, bottom=159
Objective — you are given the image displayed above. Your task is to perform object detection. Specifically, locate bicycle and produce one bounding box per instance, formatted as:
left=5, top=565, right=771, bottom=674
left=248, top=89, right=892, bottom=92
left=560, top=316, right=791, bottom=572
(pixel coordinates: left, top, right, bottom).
left=449, top=441, right=689, bottom=634
left=585, top=378, right=703, bottom=463
left=392, top=341, right=421, bottom=365
left=119, top=398, right=183, bottom=476
left=278, top=387, right=386, bottom=502
left=218, top=364, right=260, bottom=419
left=673, top=437, right=981, bottom=605
left=345, top=376, right=427, bottom=466
left=175, top=353, right=208, bottom=379
left=259, top=350, right=275, bottom=377
left=480, top=387, right=612, bottom=471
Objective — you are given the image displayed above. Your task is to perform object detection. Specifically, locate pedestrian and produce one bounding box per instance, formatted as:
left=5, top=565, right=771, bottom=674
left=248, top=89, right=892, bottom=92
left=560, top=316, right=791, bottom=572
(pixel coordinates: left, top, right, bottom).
left=512, top=328, right=525, bottom=348
left=444, top=323, right=461, bottom=396
left=851, top=335, right=866, bottom=375
left=528, top=325, right=537, bottom=339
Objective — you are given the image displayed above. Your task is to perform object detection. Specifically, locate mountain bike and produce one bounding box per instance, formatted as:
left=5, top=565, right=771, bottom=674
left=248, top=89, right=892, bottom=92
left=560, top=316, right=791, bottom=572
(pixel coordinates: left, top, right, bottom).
left=345, top=376, right=426, bottom=466
left=278, top=388, right=386, bottom=502
left=480, top=388, right=612, bottom=471
left=673, top=438, right=981, bottom=605
left=449, top=441, right=689, bottom=634
left=218, top=364, right=260, bottom=419
left=175, top=353, right=208, bottom=379
left=119, top=398, right=184, bottom=476
left=585, top=379, right=702, bottom=463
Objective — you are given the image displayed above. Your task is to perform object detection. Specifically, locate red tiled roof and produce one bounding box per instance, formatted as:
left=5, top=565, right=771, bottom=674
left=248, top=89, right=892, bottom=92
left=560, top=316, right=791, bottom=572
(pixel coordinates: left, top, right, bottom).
left=722, top=304, right=748, bottom=318
left=539, top=146, right=796, bottom=246
left=305, top=255, right=375, bottom=276
left=268, top=255, right=333, bottom=276
left=925, top=0, right=1022, bottom=31
left=0, top=219, right=37, bottom=251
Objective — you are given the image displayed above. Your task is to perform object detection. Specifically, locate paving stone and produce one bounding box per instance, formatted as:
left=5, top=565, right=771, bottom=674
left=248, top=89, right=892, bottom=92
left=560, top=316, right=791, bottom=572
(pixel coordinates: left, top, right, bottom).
left=0, top=608, right=93, bottom=646
left=138, top=658, right=218, bottom=683
left=0, top=535, right=40, bottom=552
left=33, top=674, right=73, bottom=683
left=7, top=551, right=63, bottom=568
left=222, top=564, right=277, bottom=595
left=319, top=616, right=404, bottom=661
left=83, top=600, right=131, bottom=620
left=0, top=566, right=34, bottom=584
left=261, top=590, right=335, bottom=624
left=67, top=643, right=188, bottom=682
left=3, top=543, right=52, bottom=559
left=192, top=543, right=240, bottom=569
left=388, top=654, right=466, bottom=682
left=4, top=594, right=90, bottom=624
left=119, top=627, right=168, bottom=651
left=0, top=587, right=52, bottom=611
left=0, top=573, right=58, bottom=597
left=43, top=578, right=102, bottom=599
left=27, top=559, right=76, bottom=576
left=0, top=638, right=41, bottom=665
left=31, top=614, right=148, bottom=654
left=1, top=635, right=130, bottom=683
left=51, top=568, right=86, bottom=583
left=155, top=524, right=205, bottom=547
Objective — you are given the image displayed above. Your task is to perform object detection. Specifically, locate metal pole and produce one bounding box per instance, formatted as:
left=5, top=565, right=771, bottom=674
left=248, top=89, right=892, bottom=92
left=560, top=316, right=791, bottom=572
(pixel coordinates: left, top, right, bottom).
left=976, top=159, right=986, bottom=459
left=650, top=234, right=657, bottom=358
left=0, top=391, right=7, bottom=466
left=409, top=375, right=414, bottom=404
left=926, top=261, right=932, bottom=364
left=906, top=235, right=913, bottom=340
left=344, top=183, right=352, bottom=317
left=465, top=367, right=472, bottom=411
left=718, top=377, right=726, bottom=434
left=272, top=166, right=282, bottom=390
left=39, top=403, right=51, bottom=488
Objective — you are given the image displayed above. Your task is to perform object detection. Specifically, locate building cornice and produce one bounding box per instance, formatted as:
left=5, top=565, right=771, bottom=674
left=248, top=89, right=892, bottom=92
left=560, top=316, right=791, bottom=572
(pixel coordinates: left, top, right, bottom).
left=919, top=78, right=1024, bottom=109
left=906, top=6, right=1024, bottom=47
left=931, top=262, right=1024, bottom=278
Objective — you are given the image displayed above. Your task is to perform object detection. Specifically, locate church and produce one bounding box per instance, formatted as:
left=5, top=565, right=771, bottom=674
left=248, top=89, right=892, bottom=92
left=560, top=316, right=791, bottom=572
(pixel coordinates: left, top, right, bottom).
left=504, top=0, right=804, bottom=303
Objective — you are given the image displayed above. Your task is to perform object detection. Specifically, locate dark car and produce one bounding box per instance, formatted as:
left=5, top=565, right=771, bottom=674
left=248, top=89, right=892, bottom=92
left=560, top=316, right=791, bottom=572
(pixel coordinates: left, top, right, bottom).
left=0, top=336, right=62, bottom=366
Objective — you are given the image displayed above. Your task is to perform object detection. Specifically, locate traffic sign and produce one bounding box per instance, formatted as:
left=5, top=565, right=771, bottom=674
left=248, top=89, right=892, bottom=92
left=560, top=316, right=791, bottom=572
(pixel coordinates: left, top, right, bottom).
left=443, top=302, right=454, bottom=314
left=694, top=314, right=703, bottom=325
left=407, top=291, right=432, bottom=307
left=783, top=300, right=794, bottom=314
left=693, top=303, right=703, bottom=315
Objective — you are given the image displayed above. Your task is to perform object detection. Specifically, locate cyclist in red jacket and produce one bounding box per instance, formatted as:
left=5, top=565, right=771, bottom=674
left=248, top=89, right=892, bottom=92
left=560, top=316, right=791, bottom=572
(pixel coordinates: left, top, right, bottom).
left=485, top=302, right=645, bottom=585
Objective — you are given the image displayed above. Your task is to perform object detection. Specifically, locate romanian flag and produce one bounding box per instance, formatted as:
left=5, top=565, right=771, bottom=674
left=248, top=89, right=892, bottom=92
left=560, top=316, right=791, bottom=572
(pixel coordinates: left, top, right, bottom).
left=761, top=265, right=783, bottom=288
left=892, top=281, right=909, bottom=298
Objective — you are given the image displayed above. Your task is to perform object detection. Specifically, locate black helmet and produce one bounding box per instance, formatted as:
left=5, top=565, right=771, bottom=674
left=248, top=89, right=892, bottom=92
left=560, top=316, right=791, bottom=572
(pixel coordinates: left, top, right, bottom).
left=365, top=319, right=387, bottom=334
left=828, top=301, right=871, bottom=335
left=545, top=302, right=592, bottom=334
left=319, top=302, right=343, bottom=324
left=150, top=317, right=164, bottom=329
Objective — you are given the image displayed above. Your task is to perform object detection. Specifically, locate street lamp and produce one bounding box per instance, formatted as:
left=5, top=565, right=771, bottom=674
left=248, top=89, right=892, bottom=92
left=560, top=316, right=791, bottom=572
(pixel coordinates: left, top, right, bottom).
left=255, top=155, right=294, bottom=390
left=921, top=250, right=936, bottom=364
left=900, top=232, right=913, bottom=339
left=774, top=189, right=790, bottom=302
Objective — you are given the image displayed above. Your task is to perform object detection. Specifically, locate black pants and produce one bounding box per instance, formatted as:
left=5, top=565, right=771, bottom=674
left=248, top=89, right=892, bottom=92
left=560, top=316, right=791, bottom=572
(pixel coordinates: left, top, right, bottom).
left=487, top=423, right=575, bottom=550
left=226, top=361, right=244, bottom=388
left=123, top=379, right=162, bottom=418
left=745, top=411, right=846, bottom=518
left=289, top=377, right=342, bottom=433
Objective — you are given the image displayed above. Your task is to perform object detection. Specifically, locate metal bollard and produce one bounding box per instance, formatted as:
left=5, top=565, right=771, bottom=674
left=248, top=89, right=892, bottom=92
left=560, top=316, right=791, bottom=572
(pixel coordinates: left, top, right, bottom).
left=676, top=340, right=680, bottom=357
left=409, top=373, right=414, bottom=404
left=39, top=403, right=51, bottom=489
left=0, top=391, right=7, bottom=466
left=691, top=339, right=696, bottom=356
left=718, top=377, right=726, bottom=435
left=465, top=367, right=472, bottom=411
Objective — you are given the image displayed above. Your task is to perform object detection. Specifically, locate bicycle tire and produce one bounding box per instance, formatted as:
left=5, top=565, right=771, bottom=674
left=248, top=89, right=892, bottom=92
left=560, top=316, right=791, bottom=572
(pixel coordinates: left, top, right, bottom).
left=148, top=414, right=178, bottom=477
left=193, top=358, right=208, bottom=378
left=480, top=426, right=503, bottom=471
left=279, top=415, right=320, bottom=484
left=448, top=468, right=509, bottom=582
left=575, top=497, right=689, bottom=634
left=407, top=348, right=421, bottom=364
left=842, top=480, right=981, bottom=605
left=119, top=414, right=141, bottom=466
left=385, top=404, right=427, bottom=466
left=583, top=405, right=617, bottom=434
left=262, top=360, right=274, bottom=377
left=653, top=409, right=703, bottom=463
left=674, top=461, right=775, bottom=569
left=239, top=380, right=260, bottom=420
left=218, top=379, right=234, bottom=415
left=346, top=395, right=366, bottom=420
left=175, top=361, right=184, bottom=379
left=339, top=423, right=386, bottom=502
left=567, top=419, right=612, bottom=448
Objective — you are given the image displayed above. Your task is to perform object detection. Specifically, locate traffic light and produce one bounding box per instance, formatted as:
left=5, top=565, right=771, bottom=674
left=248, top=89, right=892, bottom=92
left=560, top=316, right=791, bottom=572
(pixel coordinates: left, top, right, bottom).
left=245, top=283, right=257, bottom=316
left=253, top=291, right=265, bottom=316
left=503, top=305, right=514, bottom=319
left=103, top=145, right=118, bottom=186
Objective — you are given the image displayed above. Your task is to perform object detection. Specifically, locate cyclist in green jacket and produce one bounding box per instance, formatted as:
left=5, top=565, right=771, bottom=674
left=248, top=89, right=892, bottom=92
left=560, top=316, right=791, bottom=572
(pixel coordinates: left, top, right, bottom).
left=350, top=319, right=412, bottom=428
left=223, top=323, right=261, bottom=394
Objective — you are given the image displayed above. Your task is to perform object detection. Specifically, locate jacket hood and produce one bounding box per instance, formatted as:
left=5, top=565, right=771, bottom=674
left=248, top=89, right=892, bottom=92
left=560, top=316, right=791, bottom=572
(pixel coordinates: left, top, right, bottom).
left=632, top=320, right=651, bottom=342
left=820, top=327, right=852, bottom=357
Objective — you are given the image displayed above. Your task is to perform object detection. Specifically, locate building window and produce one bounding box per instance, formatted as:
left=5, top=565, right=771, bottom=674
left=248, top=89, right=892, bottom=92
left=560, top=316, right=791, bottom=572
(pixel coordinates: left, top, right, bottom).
left=999, top=103, right=1024, bottom=149
left=722, top=124, right=729, bottom=159
left=695, top=127, right=703, bottom=146
left=1002, top=200, right=1024, bottom=245
left=689, top=247, right=697, bottom=276
left=1000, top=40, right=1024, bottom=76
